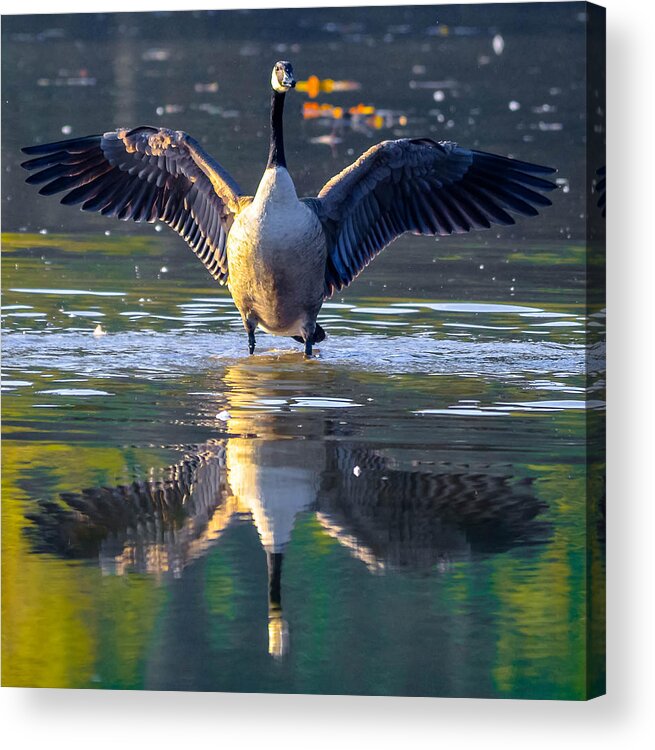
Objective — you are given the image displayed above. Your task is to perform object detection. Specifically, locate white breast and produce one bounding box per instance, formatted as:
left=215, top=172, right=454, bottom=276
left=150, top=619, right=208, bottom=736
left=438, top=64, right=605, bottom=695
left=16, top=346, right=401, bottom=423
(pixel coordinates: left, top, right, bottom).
left=230, top=167, right=323, bottom=252
left=253, top=166, right=299, bottom=207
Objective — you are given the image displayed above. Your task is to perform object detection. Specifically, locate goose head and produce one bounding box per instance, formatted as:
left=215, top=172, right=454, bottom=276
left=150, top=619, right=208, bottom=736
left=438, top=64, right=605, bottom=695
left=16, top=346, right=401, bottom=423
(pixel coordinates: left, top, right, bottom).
left=271, top=61, right=296, bottom=92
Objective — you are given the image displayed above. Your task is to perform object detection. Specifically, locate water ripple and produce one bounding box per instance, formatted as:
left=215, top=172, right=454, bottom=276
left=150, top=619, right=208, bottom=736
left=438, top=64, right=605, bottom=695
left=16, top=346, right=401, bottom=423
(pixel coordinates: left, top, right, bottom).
left=1, top=329, right=593, bottom=380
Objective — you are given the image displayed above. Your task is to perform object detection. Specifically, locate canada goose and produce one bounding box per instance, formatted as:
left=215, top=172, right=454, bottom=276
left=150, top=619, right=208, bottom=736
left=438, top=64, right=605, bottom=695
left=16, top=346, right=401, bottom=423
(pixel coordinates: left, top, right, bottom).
left=21, top=60, right=557, bottom=357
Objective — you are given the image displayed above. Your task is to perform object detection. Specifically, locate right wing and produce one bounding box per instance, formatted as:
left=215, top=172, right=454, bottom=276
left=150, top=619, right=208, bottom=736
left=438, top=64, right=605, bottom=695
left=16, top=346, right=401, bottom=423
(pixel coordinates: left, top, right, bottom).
left=313, top=139, right=557, bottom=297
left=21, top=127, right=248, bottom=284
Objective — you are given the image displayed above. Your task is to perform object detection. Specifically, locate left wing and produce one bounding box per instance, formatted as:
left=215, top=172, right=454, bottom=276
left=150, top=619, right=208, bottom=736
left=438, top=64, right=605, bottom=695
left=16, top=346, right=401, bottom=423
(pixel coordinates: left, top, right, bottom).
left=21, top=127, right=247, bottom=284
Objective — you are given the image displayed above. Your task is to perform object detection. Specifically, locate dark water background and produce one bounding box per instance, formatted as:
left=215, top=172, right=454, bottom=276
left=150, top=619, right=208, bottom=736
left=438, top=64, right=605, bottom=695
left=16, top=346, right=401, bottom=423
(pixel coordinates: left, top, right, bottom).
left=1, top=4, right=604, bottom=698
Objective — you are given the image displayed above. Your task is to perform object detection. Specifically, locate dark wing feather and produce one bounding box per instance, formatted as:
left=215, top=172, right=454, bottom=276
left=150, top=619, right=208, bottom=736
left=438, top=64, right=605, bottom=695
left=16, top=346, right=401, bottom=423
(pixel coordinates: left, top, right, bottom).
left=595, top=165, right=606, bottom=217
left=22, top=128, right=245, bottom=284
left=313, top=138, right=557, bottom=297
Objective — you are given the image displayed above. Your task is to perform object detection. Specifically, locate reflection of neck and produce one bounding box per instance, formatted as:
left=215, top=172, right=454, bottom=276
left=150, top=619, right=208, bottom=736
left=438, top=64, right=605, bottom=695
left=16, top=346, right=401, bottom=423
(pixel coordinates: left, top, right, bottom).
left=267, top=551, right=283, bottom=610
left=267, top=91, right=287, bottom=169
left=267, top=551, right=289, bottom=659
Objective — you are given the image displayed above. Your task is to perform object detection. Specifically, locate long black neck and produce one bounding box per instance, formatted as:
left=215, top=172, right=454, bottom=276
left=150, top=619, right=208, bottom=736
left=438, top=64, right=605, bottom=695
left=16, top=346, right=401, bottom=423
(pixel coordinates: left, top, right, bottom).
left=267, top=90, right=287, bottom=169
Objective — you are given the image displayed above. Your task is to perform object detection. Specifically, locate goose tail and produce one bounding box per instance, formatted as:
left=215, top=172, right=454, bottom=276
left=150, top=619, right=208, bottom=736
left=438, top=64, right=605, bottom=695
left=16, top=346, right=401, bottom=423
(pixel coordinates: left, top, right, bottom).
left=292, top=323, right=326, bottom=346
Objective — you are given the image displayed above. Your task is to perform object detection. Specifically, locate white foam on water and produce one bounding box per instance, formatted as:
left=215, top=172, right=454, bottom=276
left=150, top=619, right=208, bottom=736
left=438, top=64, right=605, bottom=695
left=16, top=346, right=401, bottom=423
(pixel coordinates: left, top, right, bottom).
left=38, top=388, right=114, bottom=396
left=392, top=301, right=542, bottom=314
left=11, top=288, right=126, bottom=296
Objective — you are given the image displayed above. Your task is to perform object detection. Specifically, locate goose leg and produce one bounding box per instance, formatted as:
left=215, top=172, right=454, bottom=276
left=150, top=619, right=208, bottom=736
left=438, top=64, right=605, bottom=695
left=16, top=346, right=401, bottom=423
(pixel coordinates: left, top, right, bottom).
left=292, top=321, right=326, bottom=357
left=301, top=320, right=316, bottom=358
left=243, top=316, right=257, bottom=355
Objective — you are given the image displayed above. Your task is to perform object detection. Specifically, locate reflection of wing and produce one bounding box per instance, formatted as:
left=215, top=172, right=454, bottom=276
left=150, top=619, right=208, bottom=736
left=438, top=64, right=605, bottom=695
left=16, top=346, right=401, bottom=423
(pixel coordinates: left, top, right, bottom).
left=319, top=445, right=549, bottom=570
left=26, top=436, right=549, bottom=578
left=26, top=441, right=231, bottom=577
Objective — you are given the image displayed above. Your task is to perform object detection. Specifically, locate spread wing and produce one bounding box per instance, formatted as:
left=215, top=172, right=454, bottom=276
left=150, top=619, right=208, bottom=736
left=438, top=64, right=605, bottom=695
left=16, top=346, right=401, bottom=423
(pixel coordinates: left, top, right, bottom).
left=21, top=127, right=246, bottom=284
left=313, top=138, right=557, bottom=297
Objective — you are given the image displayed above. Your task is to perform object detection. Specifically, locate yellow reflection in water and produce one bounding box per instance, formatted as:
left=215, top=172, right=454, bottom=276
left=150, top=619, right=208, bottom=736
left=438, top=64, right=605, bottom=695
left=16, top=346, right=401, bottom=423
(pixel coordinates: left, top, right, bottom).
left=491, top=467, right=587, bottom=699
left=1, top=443, right=166, bottom=687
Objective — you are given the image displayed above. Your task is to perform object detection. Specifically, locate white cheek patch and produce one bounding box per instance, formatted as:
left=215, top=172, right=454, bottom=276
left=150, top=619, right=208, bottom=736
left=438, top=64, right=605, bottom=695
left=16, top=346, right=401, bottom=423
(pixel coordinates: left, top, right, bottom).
left=271, top=69, right=286, bottom=92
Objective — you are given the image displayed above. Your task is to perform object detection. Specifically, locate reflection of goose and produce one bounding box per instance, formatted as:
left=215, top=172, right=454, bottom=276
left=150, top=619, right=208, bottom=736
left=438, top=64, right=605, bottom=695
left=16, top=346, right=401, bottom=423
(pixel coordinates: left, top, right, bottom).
left=23, top=62, right=556, bottom=356
left=26, top=363, right=549, bottom=658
